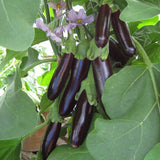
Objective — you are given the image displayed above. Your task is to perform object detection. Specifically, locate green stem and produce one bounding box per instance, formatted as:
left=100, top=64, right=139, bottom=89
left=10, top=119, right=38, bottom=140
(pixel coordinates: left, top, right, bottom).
left=49, top=39, right=60, bottom=56
left=43, top=0, right=51, bottom=24
left=132, top=37, right=151, bottom=66
left=22, top=121, right=49, bottom=141
left=43, top=0, right=60, bottom=57
left=20, top=58, right=57, bottom=77
left=133, top=37, right=160, bottom=113
left=83, top=25, right=93, bottom=40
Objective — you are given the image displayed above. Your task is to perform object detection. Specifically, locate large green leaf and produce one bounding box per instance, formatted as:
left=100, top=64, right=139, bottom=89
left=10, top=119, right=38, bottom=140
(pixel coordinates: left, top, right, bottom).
left=144, top=143, right=160, bottom=160
left=102, top=64, right=160, bottom=119
left=0, top=138, right=21, bottom=160
left=102, top=65, right=154, bottom=118
left=120, top=0, right=160, bottom=22
left=0, top=0, right=40, bottom=51
left=86, top=108, right=160, bottom=160
left=47, top=144, right=95, bottom=160
left=0, top=69, right=39, bottom=140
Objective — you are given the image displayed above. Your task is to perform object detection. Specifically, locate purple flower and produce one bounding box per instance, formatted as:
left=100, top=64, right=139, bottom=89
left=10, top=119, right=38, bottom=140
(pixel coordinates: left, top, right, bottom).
left=35, top=18, right=62, bottom=43
left=35, top=18, right=49, bottom=32
left=66, top=9, right=94, bottom=25
left=46, top=31, right=62, bottom=43
left=54, top=26, right=64, bottom=37
left=64, top=23, right=77, bottom=34
left=48, top=1, right=66, bottom=17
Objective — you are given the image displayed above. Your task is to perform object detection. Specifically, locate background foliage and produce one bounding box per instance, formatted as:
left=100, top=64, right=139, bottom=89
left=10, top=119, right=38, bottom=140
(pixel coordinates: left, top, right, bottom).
left=0, top=0, right=160, bottom=159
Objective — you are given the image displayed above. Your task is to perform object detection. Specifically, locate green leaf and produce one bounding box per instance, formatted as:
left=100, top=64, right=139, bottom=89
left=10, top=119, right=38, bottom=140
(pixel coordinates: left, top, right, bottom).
left=37, top=69, right=55, bottom=87
left=75, top=40, right=90, bottom=59
left=31, top=28, right=48, bottom=46
left=137, top=16, right=159, bottom=29
left=0, top=49, right=27, bottom=72
left=62, top=35, right=76, bottom=55
left=0, top=138, right=21, bottom=160
left=86, top=110, right=160, bottom=160
left=144, top=143, right=160, bottom=160
left=102, top=65, right=155, bottom=118
left=0, top=69, right=39, bottom=140
left=75, top=66, right=98, bottom=106
left=20, top=47, right=40, bottom=76
left=0, top=0, right=40, bottom=51
left=20, top=48, right=56, bottom=77
left=47, top=144, right=95, bottom=160
left=146, top=43, right=160, bottom=63
left=120, top=0, right=160, bottom=22
left=40, top=92, right=53, bottom=113
left=86, top=39, right=109, bottom=60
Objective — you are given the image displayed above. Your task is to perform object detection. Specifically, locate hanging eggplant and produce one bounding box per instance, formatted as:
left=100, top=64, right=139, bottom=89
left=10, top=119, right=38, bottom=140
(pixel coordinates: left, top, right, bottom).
left=70, top=90, right=93, bottom=147
left=41, top=121, right=61, bottom=160
left=109, top=37, right=130, bottom=65
left=111, top=10, right=136, bottom=56
left=95, top=4, right=111, bottom=48
left=59, top=58, right=90, bottom=117
left=47, top=53, right=74, bottom=101
left=92, top=57, right=112, bottom=118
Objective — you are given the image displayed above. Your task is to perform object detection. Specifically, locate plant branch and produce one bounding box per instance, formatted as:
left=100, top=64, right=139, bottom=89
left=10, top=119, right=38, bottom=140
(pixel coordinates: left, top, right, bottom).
left=22, top=120, right=49, bottom=141
left=133, top=37, right=160, bottom=114
left=20, top=58, right=57, bottom=77
left=43, top=0, right=51, bottom=24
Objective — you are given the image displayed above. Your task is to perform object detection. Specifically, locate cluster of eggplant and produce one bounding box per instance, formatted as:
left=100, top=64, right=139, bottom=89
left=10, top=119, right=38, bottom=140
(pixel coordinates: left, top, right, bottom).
left=40, top=4, right=136, bottom=160
left=95, top=4, right=136, bottom=63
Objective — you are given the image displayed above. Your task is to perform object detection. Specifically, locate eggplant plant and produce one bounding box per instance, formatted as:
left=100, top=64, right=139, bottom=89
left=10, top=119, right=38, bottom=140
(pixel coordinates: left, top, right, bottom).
left=0, top=0, right=160, bottom=160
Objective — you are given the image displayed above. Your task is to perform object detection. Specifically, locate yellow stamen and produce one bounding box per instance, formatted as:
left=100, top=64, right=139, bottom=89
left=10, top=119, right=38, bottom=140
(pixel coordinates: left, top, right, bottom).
left=56, top=4, right=61, bottom=9
left=77, top=19, right=82, bottom=23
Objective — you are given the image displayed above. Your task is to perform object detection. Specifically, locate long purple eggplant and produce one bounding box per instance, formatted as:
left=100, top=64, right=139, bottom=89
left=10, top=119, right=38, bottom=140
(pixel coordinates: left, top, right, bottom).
left=92, top=57, right=112, bottom=118
left=41, top=122, right=61, bottom=160
left=95, top=4, right=111, bottom=48
left=59, top=58, right=90, bottom=117
left=92, top=57, right=112, bottom=97
left=111, top=10, right=136, bottom=56
left=109, top=37, right=130, bottom=65
left=47, top=53, right=74, bottom=101
left=70, top=90, right=93, bottom=147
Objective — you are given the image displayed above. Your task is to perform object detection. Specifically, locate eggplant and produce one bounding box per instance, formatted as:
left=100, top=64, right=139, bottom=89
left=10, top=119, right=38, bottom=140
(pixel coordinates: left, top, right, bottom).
left=92, top=57, right=112, bottom=118
left=109, top=37, right=130, bottom=65
left=111, top=10, right=136, bottom=56
left=70, top=90, right=93, bottom=147
left=92, top=57, right=112, bottom=97
left=95, top=4, right=111, bottom=48
left=59, top=58, right=90, bottom=117
left=47, top=53, right=74, bottom=101
left=41, top=121, right=61, bottom=160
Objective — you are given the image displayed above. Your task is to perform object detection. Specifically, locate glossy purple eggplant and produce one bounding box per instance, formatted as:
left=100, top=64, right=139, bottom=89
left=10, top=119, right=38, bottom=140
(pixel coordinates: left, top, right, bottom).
left=111, top=10, right=136, bottom=56
left=59, top=58, right=90, bottom=117
left=92, top=57, right=112, bottom=97
left=109, top=37, right=130, bottom=65
left=95, top=4, right=111, bottom=48
left=70, top=90, right=93, bottom=147
left=92, top=57, right=112, bottom=119
left=41, top=122, right=61, bottom=160
left=47, top=53, right=74, bottom=101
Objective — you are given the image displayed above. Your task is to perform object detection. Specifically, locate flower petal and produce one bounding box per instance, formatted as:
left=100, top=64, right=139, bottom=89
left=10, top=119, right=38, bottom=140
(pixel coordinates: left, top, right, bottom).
left=59, top=1, right=66, bottom=10
left=54, top=26, right=64, bottom=37
left=83, top=14, right=94, bottom=24
left=35, top=18, right=49, bottom=32
left=48, top=2, right=57, bottom=10
left=65, top=23, right=77, bottom=34
left=66, top=9, right=78, bottom=22
left=77, top=9, right=87, bottom=20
